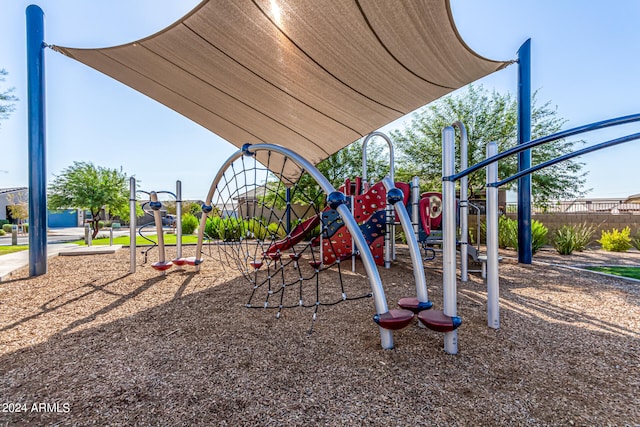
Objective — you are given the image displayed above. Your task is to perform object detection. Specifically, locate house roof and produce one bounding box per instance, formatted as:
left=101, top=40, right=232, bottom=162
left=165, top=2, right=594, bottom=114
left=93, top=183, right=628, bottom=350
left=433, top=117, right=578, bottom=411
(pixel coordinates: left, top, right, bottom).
left=235, top=186, right=269, bottom=201
left=625, top=194, right=640, bottom=204
left=51, top=0, right=510, bottom=181
left=0, top=187, right=28, bottom=195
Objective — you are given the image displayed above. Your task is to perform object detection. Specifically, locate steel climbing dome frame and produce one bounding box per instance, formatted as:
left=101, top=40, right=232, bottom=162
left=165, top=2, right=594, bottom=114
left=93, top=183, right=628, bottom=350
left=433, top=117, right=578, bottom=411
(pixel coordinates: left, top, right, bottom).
left=195, top=143, right=405, bottom=350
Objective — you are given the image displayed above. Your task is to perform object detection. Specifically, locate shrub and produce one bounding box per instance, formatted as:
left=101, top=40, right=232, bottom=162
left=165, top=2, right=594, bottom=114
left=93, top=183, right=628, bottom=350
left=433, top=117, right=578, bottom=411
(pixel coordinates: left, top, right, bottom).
left=2, top=224, right=13, bottom=233
left=497, top=216, right=518, bottom=249
left=246, top=218, right=269, bottom=240
left=598, top=227, right=632, bottom=252
left=206, top=217, right=246, bottom=241
left=485, top=216, right=547, bottom=254
left=572, top=223, right=595, bottom=251
left=0, top=229, right=5, bottom=236
left=632, top=231, right=640, bottom=251
left=267, top=222, right=287, bottom=239
left=181, top=213, right=199, bottom=235
left=204, top=216, right=221, bottom=239
left=531, top=220, right=548, bottom=254
left=469, top=223, right=485, bottom=246
left=23, top=223, right=28, bottom=233
left=553, top=225, right=578, bottom=255
left=0, top=219, right=9, bottom=227
left=220, top=217, right=246, bottom=241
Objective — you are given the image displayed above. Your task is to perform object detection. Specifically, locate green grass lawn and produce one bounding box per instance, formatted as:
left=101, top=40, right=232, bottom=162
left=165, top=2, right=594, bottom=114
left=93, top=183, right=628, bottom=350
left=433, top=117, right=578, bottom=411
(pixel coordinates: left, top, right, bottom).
left=586, top=266, right=640, bottom=280
left=0, top=245, right=29, bottom=255
left=72, top=234, right=200, bottom=246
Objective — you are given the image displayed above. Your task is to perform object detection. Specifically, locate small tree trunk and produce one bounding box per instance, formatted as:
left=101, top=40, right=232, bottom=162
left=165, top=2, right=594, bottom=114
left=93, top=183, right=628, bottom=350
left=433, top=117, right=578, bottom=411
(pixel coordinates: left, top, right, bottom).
left=92, top=211, right=101, bottom=239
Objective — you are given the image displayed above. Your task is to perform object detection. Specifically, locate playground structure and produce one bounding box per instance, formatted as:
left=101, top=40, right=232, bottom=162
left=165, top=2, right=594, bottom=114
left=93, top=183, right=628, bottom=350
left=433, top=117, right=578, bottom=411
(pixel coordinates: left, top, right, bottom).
left=20, top=3, right=640, bottom=356
left=326, top=131, right=472, bottom=275
left=192, top=139, right=468, bottom=350
left=128, top=179, right=188, bottom=274
left=444, top=113, right=640, bottom=343
left=189, top=111, right=640, bottom=354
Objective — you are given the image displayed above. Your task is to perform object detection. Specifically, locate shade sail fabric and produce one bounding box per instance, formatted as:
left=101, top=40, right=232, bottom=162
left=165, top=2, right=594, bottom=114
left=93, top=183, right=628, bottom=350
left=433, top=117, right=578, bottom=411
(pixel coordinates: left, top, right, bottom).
left=52, top=0, right=509, bottom=181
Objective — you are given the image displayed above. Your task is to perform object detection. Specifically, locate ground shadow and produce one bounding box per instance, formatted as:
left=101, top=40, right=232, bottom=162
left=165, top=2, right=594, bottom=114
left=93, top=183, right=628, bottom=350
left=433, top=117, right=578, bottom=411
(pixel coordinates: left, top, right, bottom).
left=0, top=254, right=638, bottom=426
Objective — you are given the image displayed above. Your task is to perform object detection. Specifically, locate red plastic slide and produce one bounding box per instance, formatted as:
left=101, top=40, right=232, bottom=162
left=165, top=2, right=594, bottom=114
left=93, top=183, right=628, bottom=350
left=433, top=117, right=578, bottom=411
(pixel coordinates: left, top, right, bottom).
left=266, top=214, right=321, bottom=254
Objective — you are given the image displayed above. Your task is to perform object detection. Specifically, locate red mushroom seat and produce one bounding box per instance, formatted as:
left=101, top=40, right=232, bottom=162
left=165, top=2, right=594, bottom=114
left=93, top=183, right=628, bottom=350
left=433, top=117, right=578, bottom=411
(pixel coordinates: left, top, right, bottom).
left=417, top=310, right=462, bottom=333
left=373, top=309, right=415, bottom=330
left=152, top=261, right=173, bottom=271
left=398, top=297, right=433, bottom=313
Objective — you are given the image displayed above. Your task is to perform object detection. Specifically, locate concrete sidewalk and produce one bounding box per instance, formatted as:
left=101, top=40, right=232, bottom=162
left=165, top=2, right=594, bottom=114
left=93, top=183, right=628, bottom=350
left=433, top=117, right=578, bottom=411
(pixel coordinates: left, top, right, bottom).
left=0, top=226, right=134, bottom=246
left=0, top=244, right=122, bottom=282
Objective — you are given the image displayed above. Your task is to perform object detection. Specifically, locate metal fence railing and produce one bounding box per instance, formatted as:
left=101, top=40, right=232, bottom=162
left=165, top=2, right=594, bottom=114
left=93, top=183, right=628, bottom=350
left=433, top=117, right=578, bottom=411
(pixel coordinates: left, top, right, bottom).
left=505, top=201, right=640, bottom=214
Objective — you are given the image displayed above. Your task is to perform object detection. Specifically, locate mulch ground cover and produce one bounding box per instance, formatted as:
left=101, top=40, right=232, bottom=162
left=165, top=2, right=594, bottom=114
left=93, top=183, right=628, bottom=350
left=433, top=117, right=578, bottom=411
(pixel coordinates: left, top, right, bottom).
left=1, top=245, right=638, bottom=426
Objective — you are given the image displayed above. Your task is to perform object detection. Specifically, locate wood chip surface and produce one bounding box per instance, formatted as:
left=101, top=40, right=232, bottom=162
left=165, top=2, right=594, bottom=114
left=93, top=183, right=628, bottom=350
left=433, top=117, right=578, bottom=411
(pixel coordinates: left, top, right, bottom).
left=0, top=245, right=638, bottom=426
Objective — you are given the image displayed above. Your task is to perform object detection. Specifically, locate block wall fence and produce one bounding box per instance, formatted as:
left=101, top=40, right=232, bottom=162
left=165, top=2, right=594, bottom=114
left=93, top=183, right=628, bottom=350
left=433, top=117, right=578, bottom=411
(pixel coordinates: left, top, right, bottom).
left=467, top=213, right=640, bottom=246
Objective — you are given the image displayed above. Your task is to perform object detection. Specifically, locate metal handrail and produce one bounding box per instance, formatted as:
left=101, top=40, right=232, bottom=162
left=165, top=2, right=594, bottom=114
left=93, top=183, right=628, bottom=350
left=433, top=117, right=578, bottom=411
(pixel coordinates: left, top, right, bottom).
left=445, top=113, right=640, bottom=182
left=490, top=132, right=640, bottom=187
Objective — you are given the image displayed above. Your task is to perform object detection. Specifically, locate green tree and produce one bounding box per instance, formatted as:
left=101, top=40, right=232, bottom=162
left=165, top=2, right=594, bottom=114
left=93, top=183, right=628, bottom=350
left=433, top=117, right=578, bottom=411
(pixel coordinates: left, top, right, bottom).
left=0, top=69, right=18, bottom=128
left=317, top=138, right=390, bottom=189
left=392, top=85, right=587, bottom=203
left=48, top=162, right=131, bottom=238
left=164, top=200, right=205, bottom=217
left=6, top=192, right=28, bottom=225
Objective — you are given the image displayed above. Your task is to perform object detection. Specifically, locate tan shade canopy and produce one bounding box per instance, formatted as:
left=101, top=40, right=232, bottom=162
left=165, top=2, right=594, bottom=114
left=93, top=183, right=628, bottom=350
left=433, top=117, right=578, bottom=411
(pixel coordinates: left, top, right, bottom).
left=52, top=0, right=509, bottom=181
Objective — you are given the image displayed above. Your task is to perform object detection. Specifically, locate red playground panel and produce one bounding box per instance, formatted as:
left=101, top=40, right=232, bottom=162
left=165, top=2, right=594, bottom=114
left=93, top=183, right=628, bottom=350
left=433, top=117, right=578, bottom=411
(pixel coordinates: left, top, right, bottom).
left=321, top=227, right=353, bottom=264
left=318, top=178, right=413, bottom=266
left=421, top=192, right=443, bottom=229
left=321, top=226, right=385, bottom=266
left=352, top=181, right=386, bottom=223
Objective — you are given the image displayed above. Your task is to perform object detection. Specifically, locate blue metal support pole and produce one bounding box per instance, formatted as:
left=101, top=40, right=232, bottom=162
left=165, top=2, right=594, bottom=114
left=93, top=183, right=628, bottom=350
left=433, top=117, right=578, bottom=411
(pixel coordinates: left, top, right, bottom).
left=517, top=39, right=532, bottom=264
left=26, top=5, right=47, bottom=276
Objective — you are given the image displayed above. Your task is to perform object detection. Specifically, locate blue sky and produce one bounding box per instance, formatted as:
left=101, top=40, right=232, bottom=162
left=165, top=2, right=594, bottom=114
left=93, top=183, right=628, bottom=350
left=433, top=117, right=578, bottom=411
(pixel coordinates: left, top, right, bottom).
left=1, top=0, right=639, bottom=200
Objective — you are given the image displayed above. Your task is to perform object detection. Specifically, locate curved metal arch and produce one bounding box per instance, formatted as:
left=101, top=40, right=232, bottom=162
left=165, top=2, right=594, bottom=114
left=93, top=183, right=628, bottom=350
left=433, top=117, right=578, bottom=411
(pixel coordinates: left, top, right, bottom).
left=196, top=143, right=396, bottom=349
left=451, top=121, right=469, bottom=282
left=362, top=131, right=395, bottom=183
left=362, top=131, right=396, bottom=267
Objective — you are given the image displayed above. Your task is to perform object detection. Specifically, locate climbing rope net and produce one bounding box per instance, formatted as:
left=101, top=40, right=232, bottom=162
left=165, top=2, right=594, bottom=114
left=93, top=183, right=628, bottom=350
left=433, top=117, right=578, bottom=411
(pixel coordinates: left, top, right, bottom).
left=201, top=149, right=371, bottom=321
